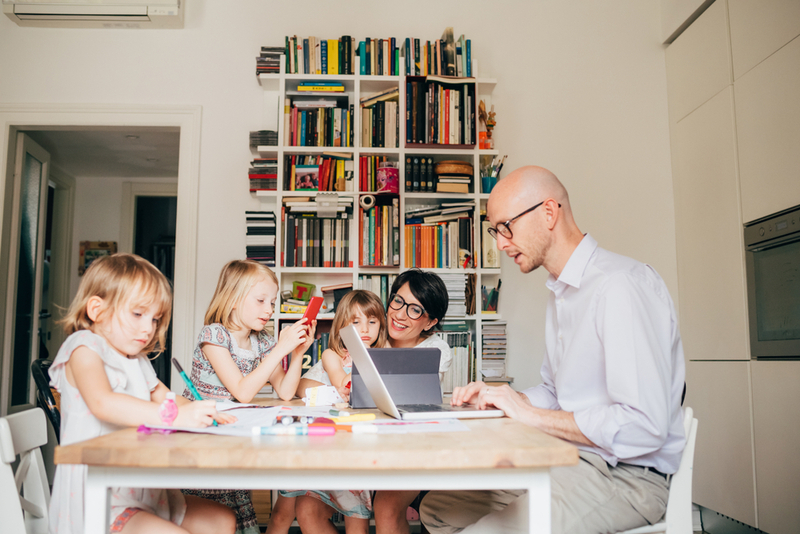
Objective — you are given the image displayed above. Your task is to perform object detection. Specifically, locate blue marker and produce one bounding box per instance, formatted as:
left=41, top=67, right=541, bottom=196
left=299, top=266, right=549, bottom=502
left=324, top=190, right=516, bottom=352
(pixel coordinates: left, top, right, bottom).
left=172, top=357, right=218, bottom=427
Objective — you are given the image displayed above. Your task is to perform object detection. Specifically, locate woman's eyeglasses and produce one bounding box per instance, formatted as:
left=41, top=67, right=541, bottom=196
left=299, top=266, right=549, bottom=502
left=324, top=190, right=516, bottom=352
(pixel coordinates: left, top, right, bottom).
left=388, top=294, right=425, bottom=320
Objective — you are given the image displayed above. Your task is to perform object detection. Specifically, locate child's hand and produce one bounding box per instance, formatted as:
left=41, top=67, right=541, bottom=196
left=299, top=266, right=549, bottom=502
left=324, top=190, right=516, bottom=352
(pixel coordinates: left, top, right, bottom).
left=213, top=412, right=238, bottom=425
left=293, top=320, right=317, bottom=357
left=275, top=318, right=309, bottom=355
left=174, top=399, right=219, bottom=428
left=336, top=385, right=351, bottom=402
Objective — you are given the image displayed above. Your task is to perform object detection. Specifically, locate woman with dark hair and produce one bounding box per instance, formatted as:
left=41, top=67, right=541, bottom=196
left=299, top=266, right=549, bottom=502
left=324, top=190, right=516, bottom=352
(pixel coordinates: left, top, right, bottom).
left=373, top=268, right=452, bottom=533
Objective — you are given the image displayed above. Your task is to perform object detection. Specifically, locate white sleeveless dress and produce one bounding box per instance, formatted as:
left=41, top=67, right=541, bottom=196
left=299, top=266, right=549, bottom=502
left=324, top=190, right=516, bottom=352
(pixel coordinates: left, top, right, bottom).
left=48, top=330, right=186, bottom=534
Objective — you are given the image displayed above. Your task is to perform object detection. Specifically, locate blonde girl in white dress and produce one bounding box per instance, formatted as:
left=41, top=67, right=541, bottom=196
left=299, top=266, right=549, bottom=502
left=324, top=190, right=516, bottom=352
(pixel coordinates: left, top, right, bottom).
left=48, top=253, right=237, bottom=534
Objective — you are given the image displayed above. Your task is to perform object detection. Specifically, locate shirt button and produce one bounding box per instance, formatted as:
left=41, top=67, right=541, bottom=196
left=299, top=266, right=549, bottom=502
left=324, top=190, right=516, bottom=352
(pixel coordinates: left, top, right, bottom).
left=558, top=334, right=563, bottom=340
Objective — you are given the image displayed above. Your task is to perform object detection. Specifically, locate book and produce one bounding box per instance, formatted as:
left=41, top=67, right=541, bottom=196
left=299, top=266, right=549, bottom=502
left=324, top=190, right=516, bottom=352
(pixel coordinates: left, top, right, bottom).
left=296, top=86, right=345, bottom=92
left=327, top=39, right=339, bottom=74
left=436, top=182, right=469, bottom=194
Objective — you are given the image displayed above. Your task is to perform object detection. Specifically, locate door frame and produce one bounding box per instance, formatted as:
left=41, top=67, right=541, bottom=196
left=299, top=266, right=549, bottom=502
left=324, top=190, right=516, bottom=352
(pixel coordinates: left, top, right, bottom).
left=1, top=133, right=51, bottom=413
left=46, top=164, right=76, bottom=356
left=0, top=104, right=203, bottom=414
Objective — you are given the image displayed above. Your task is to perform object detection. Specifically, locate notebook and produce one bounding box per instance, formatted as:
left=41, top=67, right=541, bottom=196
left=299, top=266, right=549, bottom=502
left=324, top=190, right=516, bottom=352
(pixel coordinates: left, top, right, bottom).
left=341, top=325, right=505, bottom=420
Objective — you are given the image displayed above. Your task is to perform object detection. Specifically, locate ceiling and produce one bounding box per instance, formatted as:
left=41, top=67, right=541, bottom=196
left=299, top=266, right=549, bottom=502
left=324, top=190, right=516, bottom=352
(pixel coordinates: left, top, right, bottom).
left=24, top=127, right=180, bottom=179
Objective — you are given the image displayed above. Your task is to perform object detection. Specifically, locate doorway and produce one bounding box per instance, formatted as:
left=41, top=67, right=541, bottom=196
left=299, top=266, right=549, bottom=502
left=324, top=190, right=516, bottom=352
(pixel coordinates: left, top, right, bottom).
left=0, top=104, right=203, bottom=417
left=122, top=185, right=179, bottom=386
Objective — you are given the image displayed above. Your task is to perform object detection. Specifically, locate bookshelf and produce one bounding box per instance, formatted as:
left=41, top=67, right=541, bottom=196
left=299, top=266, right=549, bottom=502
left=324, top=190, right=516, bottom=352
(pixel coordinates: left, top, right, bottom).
left=252, top=52, right=505, bottom=390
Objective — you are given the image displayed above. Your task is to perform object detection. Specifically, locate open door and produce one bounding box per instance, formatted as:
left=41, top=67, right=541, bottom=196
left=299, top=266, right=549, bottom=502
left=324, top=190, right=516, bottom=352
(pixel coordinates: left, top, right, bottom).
left=1, top=133, right=51, bottom=415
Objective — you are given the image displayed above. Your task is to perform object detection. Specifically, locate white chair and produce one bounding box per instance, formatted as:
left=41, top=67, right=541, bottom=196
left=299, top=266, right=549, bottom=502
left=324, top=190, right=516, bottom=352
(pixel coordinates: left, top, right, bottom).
left=619, top=407, right=699, bottom=534
left=0, top=408, right=50, bottom=534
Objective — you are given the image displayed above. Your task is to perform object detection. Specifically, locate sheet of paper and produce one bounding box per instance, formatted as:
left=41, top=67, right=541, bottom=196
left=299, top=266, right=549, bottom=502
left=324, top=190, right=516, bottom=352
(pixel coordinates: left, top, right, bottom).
left=350, top=419, right=471, bottom=434
left=144, top=406, right=285, bottom=437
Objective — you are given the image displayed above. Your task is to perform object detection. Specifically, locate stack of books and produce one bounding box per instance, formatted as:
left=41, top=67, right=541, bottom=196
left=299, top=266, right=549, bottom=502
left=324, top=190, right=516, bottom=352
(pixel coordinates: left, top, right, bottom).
left=284, top=97, right=354, bottom=147
left=245, top=211, right=276, bottom=267
left=249, top=157, right=277, bottom=191
left=440, top=328, right=473, bottom=394
left=404, top=201, right=474, bottom=224
left=439, top=272, right=468, bottom=317
left=403, top=28, right=472, bottom=77
left=285, top=35, right=355, bottom=75
left=321, top=283, right=353, bottom=313
left=356, top=38, right=401, bottom=76
left=404, top=215, right=473, bottom=269
left=284, top=153, right=354, bottom=192
left=249, top=130, right=278, bottom=148
left=256, top=46, right=284, bottom=75
left=360, top=87, right=400, bottom=148
left=282, top=214, right=352, bottom=268
left=359, top=196, right=400, bottom=267
left=406, top=75, right=476, bottom=147
left=356, top=273, right=397, bottom=307
left=481, top=321, right=508, bottom=380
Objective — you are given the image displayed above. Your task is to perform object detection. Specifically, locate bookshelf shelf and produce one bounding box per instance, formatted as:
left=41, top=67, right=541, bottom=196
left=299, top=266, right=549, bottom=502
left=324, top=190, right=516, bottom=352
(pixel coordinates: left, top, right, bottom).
left=253, top=45, right=504, bottom=391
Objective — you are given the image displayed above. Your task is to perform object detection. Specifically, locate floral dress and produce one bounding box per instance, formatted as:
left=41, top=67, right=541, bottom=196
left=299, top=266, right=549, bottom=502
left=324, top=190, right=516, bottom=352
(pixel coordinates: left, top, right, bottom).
left=48, top=330, right=187, bottom=534
left=280, top=351, right=373, bottom=519
left=181, top=324, right=276, bottom=534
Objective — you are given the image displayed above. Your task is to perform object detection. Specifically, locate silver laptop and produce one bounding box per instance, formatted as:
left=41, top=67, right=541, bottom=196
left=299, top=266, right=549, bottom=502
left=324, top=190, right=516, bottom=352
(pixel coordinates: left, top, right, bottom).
left=341, top=325, right=505, bottom=420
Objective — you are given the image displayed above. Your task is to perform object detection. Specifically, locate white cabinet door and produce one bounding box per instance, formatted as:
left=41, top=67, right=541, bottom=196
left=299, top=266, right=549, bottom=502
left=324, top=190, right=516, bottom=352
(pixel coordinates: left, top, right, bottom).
left=684, top=360, right=756, bottom=527
left=736, top=36, right=800, bottom=223
left=666, top=0, right=732, bottom=123
left=751, top=360, right=800, bottom=534
left=673, top=88, right=749, bottom=361
left=729, top=0, right=800, bottom=79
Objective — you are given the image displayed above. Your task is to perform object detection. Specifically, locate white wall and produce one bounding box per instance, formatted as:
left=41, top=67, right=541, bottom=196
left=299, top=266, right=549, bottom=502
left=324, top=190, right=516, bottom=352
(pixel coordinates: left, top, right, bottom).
left=0, top=0, right=676, bottom=391
left=70, top=176, right=177, bottom=298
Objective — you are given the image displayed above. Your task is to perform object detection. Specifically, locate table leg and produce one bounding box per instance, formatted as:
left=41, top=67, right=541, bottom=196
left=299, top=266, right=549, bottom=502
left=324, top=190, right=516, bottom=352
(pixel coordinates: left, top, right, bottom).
left=84, top=469, right=110, bottom=534
left=527, top=470, right=551, bottom=534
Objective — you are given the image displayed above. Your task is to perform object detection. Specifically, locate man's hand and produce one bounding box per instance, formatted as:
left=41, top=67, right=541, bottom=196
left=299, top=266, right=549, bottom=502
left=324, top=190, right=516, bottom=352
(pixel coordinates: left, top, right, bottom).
left=450, top=381, right=487, bottom=406
left=476, top=384, right=532, bottom=419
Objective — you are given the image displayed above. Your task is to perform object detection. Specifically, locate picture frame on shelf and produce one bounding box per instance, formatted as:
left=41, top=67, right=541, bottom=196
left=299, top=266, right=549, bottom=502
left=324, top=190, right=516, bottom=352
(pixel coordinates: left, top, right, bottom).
left=295, top=165, right=319, bottom=190
left=78, top=241, right=117, bottom=276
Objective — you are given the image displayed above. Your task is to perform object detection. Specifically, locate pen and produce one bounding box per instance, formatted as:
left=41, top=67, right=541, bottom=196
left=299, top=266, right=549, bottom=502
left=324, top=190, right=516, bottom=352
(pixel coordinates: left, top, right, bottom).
left=332, top=413, right=376, bottom=423
left=171, top=358, right=218, bottom=427
left=329, top=409, right=351, bottom=417
left=252, top=426, right=336, bottom=436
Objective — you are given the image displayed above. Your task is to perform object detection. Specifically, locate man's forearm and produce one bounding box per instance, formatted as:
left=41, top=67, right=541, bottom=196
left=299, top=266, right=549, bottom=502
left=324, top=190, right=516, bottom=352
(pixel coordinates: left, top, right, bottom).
left=521, top=406, right=596, bottom=447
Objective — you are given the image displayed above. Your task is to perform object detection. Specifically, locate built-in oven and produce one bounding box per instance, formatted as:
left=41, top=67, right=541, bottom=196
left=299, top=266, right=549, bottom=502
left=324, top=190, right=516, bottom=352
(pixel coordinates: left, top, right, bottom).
left=744, top=205, right=800, bottom=359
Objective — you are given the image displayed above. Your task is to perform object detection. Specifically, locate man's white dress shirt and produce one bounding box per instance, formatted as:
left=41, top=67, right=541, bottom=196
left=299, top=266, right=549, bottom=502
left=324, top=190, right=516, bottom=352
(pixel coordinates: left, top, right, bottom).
left=521, top=234, right=686, bottom=474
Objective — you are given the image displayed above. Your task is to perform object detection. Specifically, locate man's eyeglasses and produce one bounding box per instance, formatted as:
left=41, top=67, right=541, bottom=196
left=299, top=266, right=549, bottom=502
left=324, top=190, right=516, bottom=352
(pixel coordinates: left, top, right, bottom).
left=487, top=201, right=561, bottom=240
left=388, top=294, right=426, bottom=320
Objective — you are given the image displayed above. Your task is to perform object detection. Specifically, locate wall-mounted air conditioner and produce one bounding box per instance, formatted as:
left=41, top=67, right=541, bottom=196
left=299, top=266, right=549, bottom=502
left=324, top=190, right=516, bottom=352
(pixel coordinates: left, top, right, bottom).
left=3, top=0, right=183, bottom=28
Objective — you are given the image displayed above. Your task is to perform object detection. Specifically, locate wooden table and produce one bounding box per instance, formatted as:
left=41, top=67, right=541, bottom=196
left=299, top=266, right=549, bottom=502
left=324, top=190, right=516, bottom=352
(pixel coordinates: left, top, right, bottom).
left=55, top=412, right=577, bottom=534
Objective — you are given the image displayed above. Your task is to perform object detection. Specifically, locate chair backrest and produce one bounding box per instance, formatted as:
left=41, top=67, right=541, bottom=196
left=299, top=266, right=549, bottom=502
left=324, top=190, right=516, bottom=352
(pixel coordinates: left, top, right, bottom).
left=30, top=359, right=60, bottom=443
left=664, top=406, right=698, bottom=533
left=0, top=408, right=50, bottom=534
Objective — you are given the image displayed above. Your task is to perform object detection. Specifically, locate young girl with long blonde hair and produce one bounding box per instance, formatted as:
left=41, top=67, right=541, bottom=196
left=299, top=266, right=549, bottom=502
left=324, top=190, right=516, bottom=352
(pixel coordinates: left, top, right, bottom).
left=48, top=253, right=236, bottom=534
left=183, top=259, right=316, bottom=534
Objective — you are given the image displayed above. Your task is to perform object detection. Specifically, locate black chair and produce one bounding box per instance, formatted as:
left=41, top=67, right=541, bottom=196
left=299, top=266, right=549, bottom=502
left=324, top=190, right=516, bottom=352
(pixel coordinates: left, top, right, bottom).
left=30, top=359, right=60, bottom=443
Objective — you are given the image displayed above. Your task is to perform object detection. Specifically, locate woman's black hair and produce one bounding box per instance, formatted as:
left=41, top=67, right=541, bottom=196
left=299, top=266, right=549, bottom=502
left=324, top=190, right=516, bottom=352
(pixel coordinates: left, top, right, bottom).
left=389, top=269, right=449, bottom=331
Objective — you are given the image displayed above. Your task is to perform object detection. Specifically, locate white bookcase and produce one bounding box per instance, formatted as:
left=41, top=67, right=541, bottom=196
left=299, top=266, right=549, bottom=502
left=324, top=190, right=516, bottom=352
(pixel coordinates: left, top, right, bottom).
left=253, top=55, right=504, bottom=384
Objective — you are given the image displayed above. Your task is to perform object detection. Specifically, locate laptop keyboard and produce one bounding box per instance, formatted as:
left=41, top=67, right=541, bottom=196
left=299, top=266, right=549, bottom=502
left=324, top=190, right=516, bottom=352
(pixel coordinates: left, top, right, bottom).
left=399, top=404, right=472, bottom=412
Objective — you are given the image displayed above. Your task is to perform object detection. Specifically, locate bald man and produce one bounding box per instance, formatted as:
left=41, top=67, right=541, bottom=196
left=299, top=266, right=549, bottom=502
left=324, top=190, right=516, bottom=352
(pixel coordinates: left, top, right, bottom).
left=420, top=166, right=686, bottom=534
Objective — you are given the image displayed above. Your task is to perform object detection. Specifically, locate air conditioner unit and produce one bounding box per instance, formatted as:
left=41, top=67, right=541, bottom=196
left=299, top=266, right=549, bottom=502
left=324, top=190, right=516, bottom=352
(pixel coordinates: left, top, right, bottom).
left=3, top=0, right=183, bottom=29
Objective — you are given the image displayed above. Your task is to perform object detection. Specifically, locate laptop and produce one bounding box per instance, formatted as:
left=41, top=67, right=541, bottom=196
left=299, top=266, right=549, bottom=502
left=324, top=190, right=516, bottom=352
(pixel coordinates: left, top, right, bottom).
left=341, top=325, right=505, bottom=421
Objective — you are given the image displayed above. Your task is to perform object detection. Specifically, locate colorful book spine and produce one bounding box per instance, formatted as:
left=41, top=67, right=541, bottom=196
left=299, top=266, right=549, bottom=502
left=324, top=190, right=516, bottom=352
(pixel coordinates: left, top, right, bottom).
left=321, top=40, right=328, bottom=73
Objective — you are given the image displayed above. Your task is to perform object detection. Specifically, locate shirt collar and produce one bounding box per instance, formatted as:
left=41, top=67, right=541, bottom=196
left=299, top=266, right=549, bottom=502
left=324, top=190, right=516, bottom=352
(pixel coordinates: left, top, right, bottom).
left=546, top=233, right=597, bottom=291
